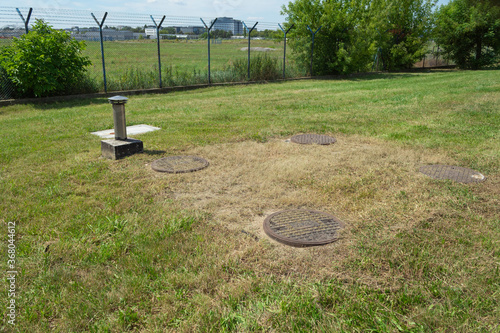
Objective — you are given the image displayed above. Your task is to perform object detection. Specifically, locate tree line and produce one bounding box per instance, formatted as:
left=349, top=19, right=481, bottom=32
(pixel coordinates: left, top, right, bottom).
left=281, top=0, right=500, bottom=74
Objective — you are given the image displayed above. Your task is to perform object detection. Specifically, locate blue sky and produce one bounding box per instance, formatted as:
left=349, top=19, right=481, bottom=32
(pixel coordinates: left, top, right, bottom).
left=11, top=0, right=452, bottom=24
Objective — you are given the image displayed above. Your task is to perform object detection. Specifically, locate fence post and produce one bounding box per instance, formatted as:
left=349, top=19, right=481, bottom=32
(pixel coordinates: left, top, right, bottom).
left=151, top=15, right=166, bottom=88
left=436, top=45, right=440, bottom=67
left=16, top=8, right=32, bottom=34
left=200, top=18, right=217, bottom=84
left=307, top=25, right=321, bottom=77
left=278, top=23, right=294, bottom=79
left=92, top=12, right=108, bottom=93
left=243, top=22, right=258, bottom=80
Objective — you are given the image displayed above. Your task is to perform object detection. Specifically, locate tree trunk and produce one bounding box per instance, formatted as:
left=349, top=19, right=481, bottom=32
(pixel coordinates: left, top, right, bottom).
left=475, top=31, right=482, bottom=69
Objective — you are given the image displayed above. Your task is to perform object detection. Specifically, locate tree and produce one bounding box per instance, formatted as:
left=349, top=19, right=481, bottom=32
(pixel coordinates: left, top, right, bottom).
left=371, top=0, right=436, bottom=70
left=282, top=0, right=375, bottom=75
left=434, top=0, right=500, bottom=69
left=212, top=29, right=233, bottom=39
left=160, top=27, right=176, bottom=34
left=0, top=19, right=92, bottom=97
left=281, top=0, right=435, bottom=74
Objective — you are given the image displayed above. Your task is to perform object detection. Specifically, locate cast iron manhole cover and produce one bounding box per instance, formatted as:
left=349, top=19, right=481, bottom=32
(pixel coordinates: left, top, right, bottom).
left=419, top=165, right=485, bottom=183
left=151, top=155, right=209, bottom=173
left=263, top=209, right=344, bottom=247
left=290, top=134, right=337, bottom=145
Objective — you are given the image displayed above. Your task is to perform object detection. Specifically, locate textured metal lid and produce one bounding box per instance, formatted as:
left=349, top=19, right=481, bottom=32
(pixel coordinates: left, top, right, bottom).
left=151, top=155, right=209, bottom=173
left=263, top=209, right=344, bottom=247
left=290, top=134, right=337, bottom=145
left=419, top=165, right=485, bottom=183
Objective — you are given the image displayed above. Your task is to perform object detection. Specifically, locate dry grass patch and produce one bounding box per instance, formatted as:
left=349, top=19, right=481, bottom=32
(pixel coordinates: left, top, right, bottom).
left=140, top=134, right=496, bottom=285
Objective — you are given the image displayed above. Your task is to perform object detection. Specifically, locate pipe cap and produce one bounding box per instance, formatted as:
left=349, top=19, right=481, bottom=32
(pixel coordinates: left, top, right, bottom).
left=108, top=95, right=128, bottom=104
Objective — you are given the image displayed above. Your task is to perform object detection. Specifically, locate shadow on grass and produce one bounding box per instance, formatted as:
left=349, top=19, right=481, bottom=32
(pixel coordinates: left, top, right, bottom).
left=313, top=72, right=424, bottom=82
left=143, top=149, right=167, bottom=156
left=32, top=97, right=109, bottom=110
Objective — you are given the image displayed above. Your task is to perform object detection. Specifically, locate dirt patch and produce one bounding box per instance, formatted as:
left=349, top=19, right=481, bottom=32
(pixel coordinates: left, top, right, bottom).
left=143, top=134, right=477, bottom=280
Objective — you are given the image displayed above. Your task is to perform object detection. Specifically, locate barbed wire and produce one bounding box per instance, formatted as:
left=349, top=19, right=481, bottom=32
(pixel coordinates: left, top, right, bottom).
left=0, top=6, right=284, bottom=30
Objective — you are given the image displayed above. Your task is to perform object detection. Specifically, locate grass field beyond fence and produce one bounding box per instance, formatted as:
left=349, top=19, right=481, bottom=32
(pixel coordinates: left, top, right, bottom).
left=0, top=70, right=499, bottom=332
left=83, top=39, right=300, bottom=90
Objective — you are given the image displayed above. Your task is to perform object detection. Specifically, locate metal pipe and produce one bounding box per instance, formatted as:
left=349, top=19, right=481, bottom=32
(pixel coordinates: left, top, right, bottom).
left=109, top=96, right=128, bottom=140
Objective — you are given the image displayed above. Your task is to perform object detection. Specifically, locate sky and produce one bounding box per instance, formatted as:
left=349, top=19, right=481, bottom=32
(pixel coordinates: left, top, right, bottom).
left=9, top=0, right=452, bottom=25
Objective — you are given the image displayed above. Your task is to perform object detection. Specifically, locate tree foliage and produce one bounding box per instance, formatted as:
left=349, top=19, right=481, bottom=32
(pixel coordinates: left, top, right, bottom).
left=200, top=29, right=233, bottom=39
left=0, top=19, right=92, bottom=97
left=371, top=0, right=436, bottom=70
left=434, top=0, right=500, bottom=69
left=282, top=0, right=375, bottom=75
left=281, top=0, right=436, bottom=74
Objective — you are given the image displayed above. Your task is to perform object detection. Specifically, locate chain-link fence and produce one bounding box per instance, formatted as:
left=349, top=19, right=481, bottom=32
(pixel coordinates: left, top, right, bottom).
left=1, top=6, right=454, bottom=100
left=1, top=6, right=301, bottom=100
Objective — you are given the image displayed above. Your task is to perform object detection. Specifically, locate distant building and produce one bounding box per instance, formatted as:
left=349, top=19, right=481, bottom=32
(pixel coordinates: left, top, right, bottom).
left=174, top=26, right=205, bottom=34
left=145, top=28, right=156, bottom=38
left=72, top=29, right=134, bottom=41
left=212, top=17, right=243, bottom=35
left=0, top=25, right=24, bottom=38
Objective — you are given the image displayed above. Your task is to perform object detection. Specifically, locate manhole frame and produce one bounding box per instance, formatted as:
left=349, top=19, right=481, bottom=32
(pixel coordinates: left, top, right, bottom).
left=151, top=155, right=209, bottom=174
left=419, top=164, right=486, bottom=184
left=263, top=209, right=344, bottom=247
left=290, top=134, right=337, bottom=145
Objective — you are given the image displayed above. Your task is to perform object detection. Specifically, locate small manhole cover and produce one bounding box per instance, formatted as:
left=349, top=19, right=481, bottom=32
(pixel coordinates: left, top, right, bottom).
left=151, top=155, right=209, bottom=173
left=419, top=165, right=485, bottom=183
left=263, top=209, right=344, bottom=247
left=290, top=134, right=337, bottom=145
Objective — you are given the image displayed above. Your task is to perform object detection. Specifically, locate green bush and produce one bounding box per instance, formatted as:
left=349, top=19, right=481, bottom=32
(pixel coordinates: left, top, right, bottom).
left=281, top=0, right=435, bottom=74
left=228, top=54, right=282, bottom=81
left=0, top=19, right=93, bottom=97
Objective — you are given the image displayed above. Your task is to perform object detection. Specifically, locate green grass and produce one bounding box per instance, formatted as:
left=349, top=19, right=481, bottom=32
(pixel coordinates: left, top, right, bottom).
left=0, top=70, right=499, bottom=332
left=82, top=39, right=299, bottom=90
left=84, top=39, right=283, bottom=74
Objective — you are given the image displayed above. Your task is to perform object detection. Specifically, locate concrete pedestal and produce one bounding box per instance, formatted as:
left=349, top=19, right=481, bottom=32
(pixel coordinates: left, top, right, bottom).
left=101, top=138, right=143, bottom=160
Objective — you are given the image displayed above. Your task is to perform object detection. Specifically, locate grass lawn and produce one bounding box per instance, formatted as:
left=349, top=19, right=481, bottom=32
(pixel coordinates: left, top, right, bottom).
left=0, top=70, right=499, bottom=332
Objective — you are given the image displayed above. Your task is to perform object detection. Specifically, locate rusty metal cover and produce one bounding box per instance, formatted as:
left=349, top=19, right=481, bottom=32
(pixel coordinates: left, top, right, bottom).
left=263, top=209, right=344, bottom=247
left=419, top=165, right=485, bottom=183
left=151, top=155, right=209, bottom=173
left=290, top=134, right=337, bottom=145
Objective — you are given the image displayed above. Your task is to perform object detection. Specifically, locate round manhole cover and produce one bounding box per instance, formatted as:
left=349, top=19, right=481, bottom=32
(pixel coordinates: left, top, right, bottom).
left=151, top=155, right=209, bottom=173
left=419, top=165, right=485, bottom=183
left=263, top=209, right=344, bottom=247
left=290, top=134, right=337, bottom=145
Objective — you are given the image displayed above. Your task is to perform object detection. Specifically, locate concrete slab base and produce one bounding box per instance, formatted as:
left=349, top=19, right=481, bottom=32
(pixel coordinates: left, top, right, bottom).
left=101, top=138, right=143, bottom=160
left=92, top=124, right=160, bottom=139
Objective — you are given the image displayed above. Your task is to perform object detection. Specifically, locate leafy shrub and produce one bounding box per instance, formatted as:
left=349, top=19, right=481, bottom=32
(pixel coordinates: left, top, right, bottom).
left=228, top=54, right=282, bottom=81
left=0, top=19, right=92, bottom=97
